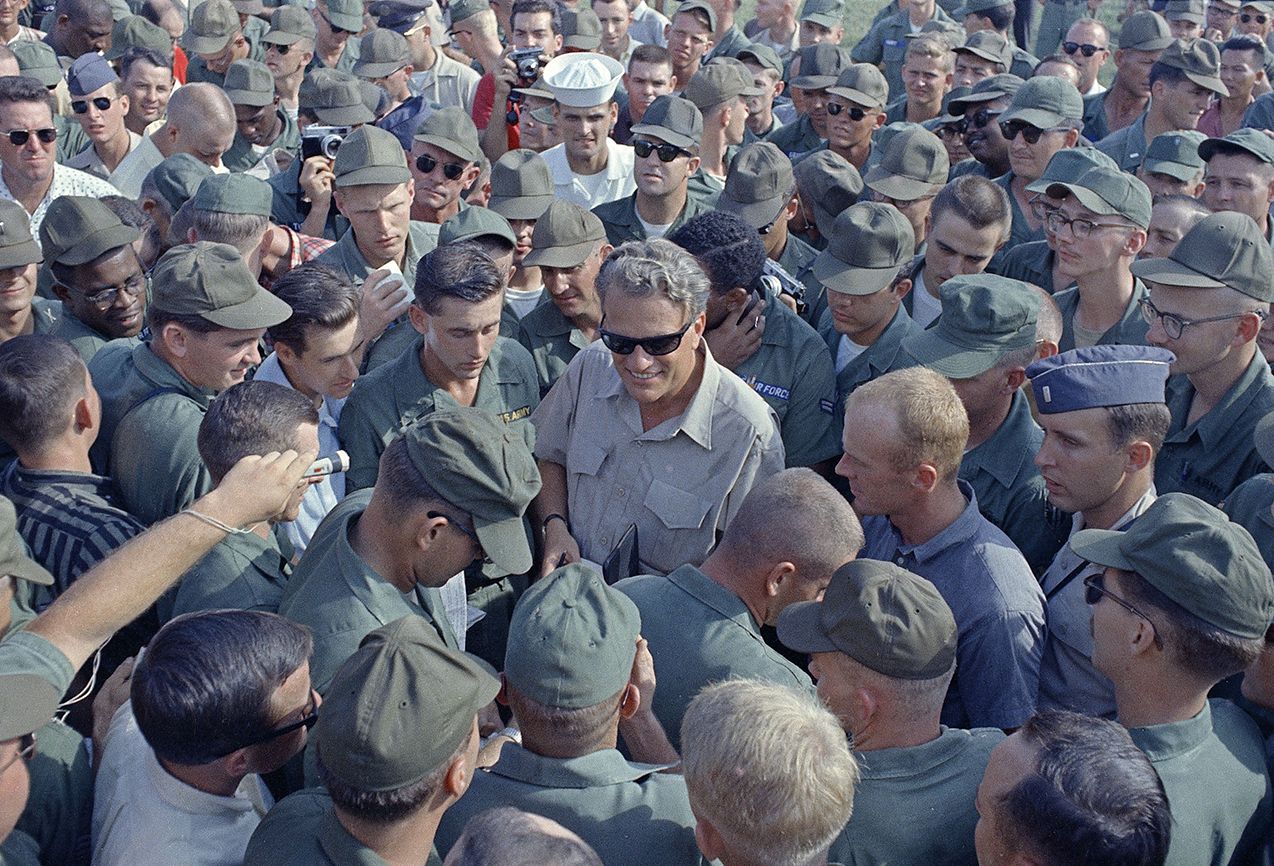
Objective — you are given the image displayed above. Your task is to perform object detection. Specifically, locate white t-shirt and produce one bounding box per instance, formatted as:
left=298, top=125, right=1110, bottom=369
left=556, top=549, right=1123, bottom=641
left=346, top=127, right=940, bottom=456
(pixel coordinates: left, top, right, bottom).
left=836, top=334, right=868, bottom=372
left=637, top=215, right=674, bottom=239
left=911, top=270, right=942, bottom=329
left=505, top=285, right=545, bottom=319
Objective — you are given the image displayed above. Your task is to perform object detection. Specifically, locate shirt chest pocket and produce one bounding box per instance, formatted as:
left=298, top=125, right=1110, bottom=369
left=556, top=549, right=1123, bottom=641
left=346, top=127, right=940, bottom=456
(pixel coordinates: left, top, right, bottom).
left=883, top=39, right=906, bottom=65
left=644, top=478, right=714, bottom=530
left=568, top=443, right=609, bottom=479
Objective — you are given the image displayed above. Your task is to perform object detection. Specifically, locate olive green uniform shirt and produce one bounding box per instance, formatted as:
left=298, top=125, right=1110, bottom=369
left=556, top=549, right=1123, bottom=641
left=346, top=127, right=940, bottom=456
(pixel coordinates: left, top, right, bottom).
left=165, top=528, right=293, bottom=621
left=993, top=239, right=1061, bottom=296
left=516, top=300, right=594, bottom=397
left=18, top=717, right=91, bottom=866
left=49, top=309, right=125, bottom=362
left=1081, top=88, right=1113, bottom=142
left=87, top=341, right=215, bottom=526
left=185, top=17, right=267, bottom=87
left=1156, top=352, right=1274, bottom=504
left=434, top=746, right=700, bottom=866
left=1128, top=700, right=1273, bottom=866
left=591, top=191, right=715, bottom=246
left=993, top=172, right=1045, bottom=264
left=829, top=727, right=1004, bottom=866
left=764, top=114, right=823, bottom=161
left=615, top=564, right=812, bottom=750
left=1094, top=110, right=1149, bottom=173
left=222, top=108, right=300, bottom=174
left=277, top=490, right=459, bottom=694
left=819, top=305, right=920, bottom=422
left=775, top=233, right=824, bottom=327
left=852, top=6, right=955, bottom=97
left=1223, top=473, right=1274, bottom=569
left=338, top=334, right=539, bottom=492
left=1052, top=278, right=1150, bottom=352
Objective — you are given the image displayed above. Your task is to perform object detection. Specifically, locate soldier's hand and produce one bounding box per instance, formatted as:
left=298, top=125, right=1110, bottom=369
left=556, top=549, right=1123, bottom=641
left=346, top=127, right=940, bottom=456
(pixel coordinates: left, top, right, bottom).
left=704, top=295, right=765, bottom=371
left=359, top=269, right=412, bottom=343
left=629, top=636, right=657, bottom=705
left=539, top=520, right=581, bottom=578
left=777, top=292, right=798, bottom=314
left=196, top=449, right=316, bottom=529
left=493, top=45, right=520, bottom=99
left=298, top=155, right=335, bottom=208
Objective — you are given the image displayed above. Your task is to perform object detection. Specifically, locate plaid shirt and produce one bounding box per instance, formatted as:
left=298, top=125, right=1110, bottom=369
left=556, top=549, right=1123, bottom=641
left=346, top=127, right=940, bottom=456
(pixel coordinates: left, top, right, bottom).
left=260, top=227, right=336, bottom=290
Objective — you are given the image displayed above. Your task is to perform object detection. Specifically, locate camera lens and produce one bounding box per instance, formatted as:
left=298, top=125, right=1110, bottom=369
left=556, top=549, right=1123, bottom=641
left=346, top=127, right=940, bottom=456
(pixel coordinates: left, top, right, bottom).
left=321, top=134, right=343, bottom=159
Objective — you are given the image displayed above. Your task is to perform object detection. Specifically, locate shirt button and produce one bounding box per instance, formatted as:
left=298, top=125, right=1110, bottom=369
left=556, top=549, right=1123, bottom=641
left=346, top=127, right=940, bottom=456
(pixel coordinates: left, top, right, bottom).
left=896, top=556, right=906, bottom=566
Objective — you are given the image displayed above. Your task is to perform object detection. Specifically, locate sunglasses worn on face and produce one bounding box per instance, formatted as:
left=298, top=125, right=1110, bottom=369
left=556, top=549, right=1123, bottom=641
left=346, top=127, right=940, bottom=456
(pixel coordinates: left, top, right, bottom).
left=600, top=319, right=693, bottom=355
left=6, top=127, right=56, bottom=145
left=962, top=106, right=1002, bottom=131
left=270, top=42, right=292, bottom=54
left=72, top=96, right=112, bottom=114
left=1062, top=41, right=1105, bottom=56
left=416, top=153, right=467, bottom=180
left=229, top=690, right=320, bottom=753
left=1000, top=119, right=1066, bottom=144
left=633, top=138, right=690, bottom=162
left=1083, top=573, right=1165, bottom=649
left=320, top=11, right=355, bottom=35
left=1242, top=12, right=1268, bottom=23
left=826, top=101, right=867, bottom=120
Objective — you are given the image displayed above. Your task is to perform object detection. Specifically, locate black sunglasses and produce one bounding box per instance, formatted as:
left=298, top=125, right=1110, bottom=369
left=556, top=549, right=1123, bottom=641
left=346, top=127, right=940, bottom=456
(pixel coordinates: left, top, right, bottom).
left=1000, top=119, right=1065, bottom=144
left=1083, top=573, right=1165, bottom=649
left=826, top=101, right=867, bottom=120
left=230, top=689, right=320, bottom=752
left=269, top=41, right=292, bottom=54
left=1062, top=40, right=1105, bottom=56
left=416, top=153, right=468, bottom=180
left=1242, top=12, right=1268, bottom=22
left=6, top=127, right=56, bottom=146
left=71, top=96, right=113, bottom=114
left=600, top=319, right=693, bottom=356
left=633, top=138, right=690, bottom=162
left=962, top=106, right=1002, bottom=131
left=319, top=11, right=356, bottom=35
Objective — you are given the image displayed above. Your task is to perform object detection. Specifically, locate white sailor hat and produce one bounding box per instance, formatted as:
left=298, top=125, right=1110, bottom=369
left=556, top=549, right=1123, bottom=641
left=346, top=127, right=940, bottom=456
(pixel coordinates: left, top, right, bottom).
left=541, top=52, right=625, bottom=108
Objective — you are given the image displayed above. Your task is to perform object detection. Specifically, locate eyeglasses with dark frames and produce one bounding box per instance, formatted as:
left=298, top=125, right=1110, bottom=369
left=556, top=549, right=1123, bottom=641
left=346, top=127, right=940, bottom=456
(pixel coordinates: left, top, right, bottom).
left=1138, top=296, right=1266, bottom=340
left=1044, top=210, right=1135, bottom=239
left=826, top=101, right=867, bottom=121
left=962, top=106, right=1002, bottom=132
left=71, top=96, right=113, bottom=114
left=999, top=119, right=1069, bottom=144
left=319, top=11, right=356, bottom=35
left=1062, top=41, right=1106, bottom=56
left=599, top=319, right=693, bottom=356
left=415, top=153, right=468, bottom=180
left=1083, top=573, right=1164, bottom=650
left=632, top=138, right=690, bottom=162
left=427, top=510, right=493, bottom=566
left=82, top=259, right=147, bottom=308
left=268, top=41, right=292, bottom=54
left=0, top=732, right=36, bottom=776
left=1242, top=12, right=1268, bottom=23
left=6, top=127, right=57, bottom=146
left=228, top=689, right=320, bottom=753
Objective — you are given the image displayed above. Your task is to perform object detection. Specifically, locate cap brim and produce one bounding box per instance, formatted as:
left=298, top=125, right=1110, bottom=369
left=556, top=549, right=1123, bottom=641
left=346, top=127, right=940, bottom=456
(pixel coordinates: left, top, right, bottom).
left=1044, top=181, right=1120, bottom=216
left=329, top=10, right=364, bottom=31
left=628, top=123, right=696, bottom=149
left=865, top=170, right=941, bottom=201
left=489, top=194, right=555, bottom=220
left=1068, top=527, right=1136, bottom=571
left=958, top=47, right=1004, bottom=63
left=522, top=236, right=604, bottom=268
left=475, top=513, right=533, bottom=578
left=1129, top=255, right=1228, bottom=288
left=790, top=74, right=836, bottom=90
left=1121, top=36, right=1175, bottom=51
left=903, top=329, right=1001, bottom=378
left=716, top=191, right=787, bottom=229
left=226, top=88, right=275, bottom=106
left=826, top=86, right=884, bottom=109
left=336, top=165, right=412, bottom=187
left=998, top=106, right=1065, bottom=128
left=0, top=675, right=61, bottom=741
left=800, top=12, right=840, bottom=27
left=314, top=103, right=377, bottom=125
left=262, top=31, right=307, bottom=45
left=812, top=252, right=899, bottom=296
left=775, top=600, right=840, bottom=654
left=354, top=59, right=407, bottom=78
left=1141, top=159, right=1199, bottom=181
left=3, top=549, right=53, bottom=586
left=54, top=223, right=141, bottom=267
left=201, top=286, right=293, bottom=329
left=0, top=239, right=44, bottom=269
left=413, top=133, right=482, bottom=165
left=948, top=90, right=1009, bottom=114
left=1182, top=70, right=1229, bottom=96
left=183, top=32, right=233, bottom=54
left=23, top=67, right=62, bottom=87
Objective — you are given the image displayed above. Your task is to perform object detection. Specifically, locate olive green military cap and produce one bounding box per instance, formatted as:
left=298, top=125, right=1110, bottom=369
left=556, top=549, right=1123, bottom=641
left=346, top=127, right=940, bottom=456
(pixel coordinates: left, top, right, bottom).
left=562, top=7, right=602, bottom=50
left=12, top=41, right=61, bottom=88
left=317, top=616, right=500, bottom=791
left=505, top=563, right=641, bottom=709
left=439, top=206, right=516, bottom=247
left=414, top=105, right=484, bottom=164
left=40, top=197, right=139, bottom=267
left=999, top=75, right=1083, bottom=128
left=529, top=104, right=556, bottom=125
left=105, top=15, right=172, bottom=61
left=1159, top=37, right=1228, bottom=94
left=954, top=0, right=1012, bottom=16
left=675, top=0, right=717, bottom=33
left=261, top=4, right=318, bottom=45
left=738, top=43, right=782, bottom=75
left=799, top=0, right=844, bottom=28
left=488, top=149, right=556, bottom=220
left=865, top=126, right=949, bottom=200
left=1142, top=130, right=1206, bottom=180
left=685, top=58, right=764, bottom=111
left=1165, top=0, right=1205, bottom=23
left=1118, top=10, right=1174, bottom=50
left=1131, top=211, right=1274, bottom=300
left=827, top=63, right=889, bottom=109
left=0, top=200, right=43, bottom=269
left=223, top=59, right=276, bottom=107
left=1243, top=0, right=1274, bottom=10
left=151, top=242, right=292, bottom=329
left=930, top=86, right=972, bottom=127
left=1072, top=493, right=1274, bottom=639
left=399, top=407, right=541, bottom=577
left=718, top=141, right=795, bottom=229
left=299, top=69, right=378, bottom=125
left=523, top=200, right=607, bottom=268
left=947, top=73, right=1023, bottom=113
left=813, top=202, right=914, bottom=296
left=144, top=153, right=213, bottom=214
left=1199, top=126, right=1274, bottom=166
left=791, top=43, right=852, bottom=90
left=334, top=124, right=411, bottom=187
left=231, top=0, right=264, bottom=16
left=910, top=18, right=965, bottom=47
left=630, top=94, right=703, bottom=150
left=0, top=674, right=60, bottom=744
left=777, top=560, right=958, bottom=680
left=0, top=498, right=52, bottom=589
left=904, top=273, right=1040, bottom=378
left=192, top=172, right=273, bottom=216
left=792, top=149, right=863, bottom=239
left=448, top=0, right=487, bottom=25
left=325, top=0, right=365, bottom=33
left=957, top=30, right=1013, bottom=68
left=1025, top=145, right=1118, bottom=193
left=1046, top=164, right=1153, bottom=228
left=183, top=0, right=240, bottom=55
left=354, top=28, right=411, bottom=79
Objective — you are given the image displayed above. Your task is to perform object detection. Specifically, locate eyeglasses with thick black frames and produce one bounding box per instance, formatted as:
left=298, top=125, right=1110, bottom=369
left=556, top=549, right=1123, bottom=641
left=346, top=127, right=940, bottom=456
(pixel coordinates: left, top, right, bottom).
left=632, top=138, right=690, bottom=162
left=961, top=106, right=1002, bottom=132
left=1242, top=12, right=1268, bottom=23
left=1062, top=41, right=1106, bottom=57
left=599, top=319, right=693, bottom=356
left=826, top=101, right=867, bottom=121
left=223, top=690, right=319, bottom=754
left=416, top=153, right=468, bottom=180
left=6, top=127, right=56, bottom=146
left=71, top=96, right=113, bottom=114
left=1083, top=573, right=1164, bottom=650
left=1138, top=296, right=1266, bottom=340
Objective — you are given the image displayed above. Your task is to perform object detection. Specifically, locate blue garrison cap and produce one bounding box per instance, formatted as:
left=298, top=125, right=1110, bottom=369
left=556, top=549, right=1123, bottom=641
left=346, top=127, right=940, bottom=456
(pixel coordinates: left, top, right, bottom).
left=67, top=53, right=119, bottom=98
left=1027, top=345, right=1175, bottom=414
left=368, top=0, right=433, bottom=33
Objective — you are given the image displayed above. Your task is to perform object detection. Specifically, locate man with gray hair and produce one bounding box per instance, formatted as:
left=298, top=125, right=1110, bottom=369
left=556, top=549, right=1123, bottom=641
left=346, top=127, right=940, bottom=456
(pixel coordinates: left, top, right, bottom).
left=681, top=679, right=860, bottom=866
left=531, top=238, right=784, bottom=578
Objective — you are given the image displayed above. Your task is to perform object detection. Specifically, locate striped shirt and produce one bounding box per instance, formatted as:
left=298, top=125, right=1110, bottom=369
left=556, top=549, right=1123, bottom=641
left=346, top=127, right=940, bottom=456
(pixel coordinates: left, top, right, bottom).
left=1, top=464, right=144, bottom=598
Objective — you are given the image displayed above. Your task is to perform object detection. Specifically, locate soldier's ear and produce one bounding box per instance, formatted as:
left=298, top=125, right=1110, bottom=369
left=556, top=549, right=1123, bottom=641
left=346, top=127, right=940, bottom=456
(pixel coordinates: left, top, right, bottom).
left=694, top=818, right=727, bottom=862
left=496, top=672, right=511, bottom=707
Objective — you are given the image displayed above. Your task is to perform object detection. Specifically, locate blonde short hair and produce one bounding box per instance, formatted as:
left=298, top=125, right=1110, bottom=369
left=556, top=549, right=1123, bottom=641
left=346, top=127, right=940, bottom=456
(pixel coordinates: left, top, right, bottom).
left=849, top=367, right=969, bottom=483
left=681, top=680, right=859, bottom=866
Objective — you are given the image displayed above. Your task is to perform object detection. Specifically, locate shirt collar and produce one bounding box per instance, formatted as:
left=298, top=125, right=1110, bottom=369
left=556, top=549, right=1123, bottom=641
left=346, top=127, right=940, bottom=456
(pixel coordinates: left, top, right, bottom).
left=488, top=744, right=675, bottom=787
left=255, top=352, right=343, bottom=430
left=853, top=727, right=994, bottom=778
left=318, top=807, right=393, bottom=865
left=962, top=390, right=1040, bottom=489
left=1167, top=352, right=1271, bottom=447
left=1126, top=700, right=1213, bottom=762
left=666, top=563, right=764, bottom=632
left=893, top=479, right=983, bottom=564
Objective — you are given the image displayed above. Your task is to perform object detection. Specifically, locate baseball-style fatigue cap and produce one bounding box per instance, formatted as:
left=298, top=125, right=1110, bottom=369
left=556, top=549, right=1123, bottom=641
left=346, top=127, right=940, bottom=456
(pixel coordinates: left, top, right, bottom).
left=369, top=0, right=434, bottom=34
left=947, top=73, right=1023, bottom=114
left=630, top=94, right=703, bottom=150
left=1199, top=126, right=1274, bottom=165
left=954, top=0, right=1012, bottom=16
left=1046, top=164, right=1153, bottom=228
left=353, top=28, right=411, bottom=78
left=777, top=560, right=957, bottom=680
left=66, top=53, right=118, bottom=98
left=813, top=202, right=914, bottom=295
left=738, top=43, right=782, bottom=75
left=791, top=43, right=852, bottom=90
left=1165, top=0, right=1205, bottom=23
left=1118, top=10, right=1174, bottom=50
left=541, top=52, right=624, bottom=107
left=325, top=0, right=366, bottom=33
left=335, top=124, right=412, bottom=187
left=13, top=41, right=62, bottom=88
left=1, top=498, right=52, bottom=589
left=718, top=141, right=795, bottom=229
left=1158, top=37, right=1229, bottom=95
left=1027, top=345, right=1175, bottom=414
left=910, top=18, right=965, bottom=47
left=800, top=0, right=844, bottom=27
left=827, top=63, right=889, bottom=109
left=1025, top=145, right=1118, bottom=193
left=1243, top=0, right=1274, bottom=10
left=0, top=201, right=43, bottom=269
left=401, top=407, right=541, bottom=576
left=523, top=200, right=607, bottom=268
left=793, top=149, right=863, bottom=239
left=488, top=149, right=556, bottom=219
left=223, top=59, right=276, bottom=107
left=0, top=674, right=60, bottom=744
left=317, top=615, right=500, bottom=791
left=957, top=30, right=1012, bottom=68
left=528, top=104, right=556, bottom=125
left=438, top=205, right=517, bottom=247
left=1215, top=0, right=1242, bottom=8
left=1142, top=130, right=1207, bottom=180
left=675, top=0, right=717, bottom=32
left=231, top=0, right=264, bottom=15
left=930, top=86, right=972, bottom=127
left=40, top=197, right=139, bottom=267
left=300, top=69, right=378, bottom=125
left=414, top=105, right=483, bottom=163
left=192, top=172, right=273, bottom=216
left=904, top=273, right=1040, bottom=378
left=145, top=154, right=213, bottom=214
left=865, top=126, right=949, bottom=200
left=685, top=59, right=764, bottom=111
left=505, top=563, right=641, bottom=708
left=151, top=242, right=291, bottom=328
left=1071, top=493, right=1274, bottom=640
left=1131, top=210, right=1274, bottom=300
left=183, top=0, right=240, bottom=55
left=262, top=4, right=318, bottom=45
left=998, top=75, right=1084, bottom=128
left=105, top=15, right=172, bottom=61
left=562, top=8, right=602, bottom=50
left=448, top=0, right=487, bottom=25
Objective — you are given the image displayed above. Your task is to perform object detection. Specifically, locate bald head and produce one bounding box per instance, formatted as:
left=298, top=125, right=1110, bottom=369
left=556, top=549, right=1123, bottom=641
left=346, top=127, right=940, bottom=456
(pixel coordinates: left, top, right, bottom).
left=163, top=83, right=236, bottom=167
left=443, top=808, right=602, bottom=866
